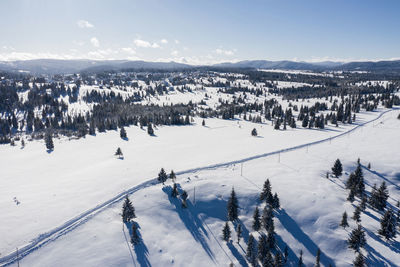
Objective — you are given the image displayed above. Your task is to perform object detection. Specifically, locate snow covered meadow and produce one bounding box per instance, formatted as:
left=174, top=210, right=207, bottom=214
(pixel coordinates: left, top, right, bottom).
left=1, top=106, right=399, bottom=266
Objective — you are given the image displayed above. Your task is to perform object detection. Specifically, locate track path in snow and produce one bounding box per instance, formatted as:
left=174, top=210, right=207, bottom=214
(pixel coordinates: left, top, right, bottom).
left=0, top=107, right=397, bottom=266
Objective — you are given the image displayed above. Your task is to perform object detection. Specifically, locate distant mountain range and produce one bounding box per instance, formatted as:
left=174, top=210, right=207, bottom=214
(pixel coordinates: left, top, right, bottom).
left=1, top=58, right=400, bottom=74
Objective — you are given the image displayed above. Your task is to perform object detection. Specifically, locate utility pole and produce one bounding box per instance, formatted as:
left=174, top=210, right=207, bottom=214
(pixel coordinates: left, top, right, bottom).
left=16, top=247, right=20, bottom=267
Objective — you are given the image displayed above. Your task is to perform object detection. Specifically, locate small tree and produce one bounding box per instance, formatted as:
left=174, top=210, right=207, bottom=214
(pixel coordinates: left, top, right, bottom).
left=260, top=179, right=273, bottom=203
left=120, top=127, right=127, bottom=139
left=348, top=224, right=366, bottom=252
left=353, top=205, right=361, bottom=223
left=122, top=195, right=136, bottom=222
left=222, top=222, right=231, bottom=242
left=169, top=170, right=176, bottom=182
left=353, top=253, right=365, bottom=267
left=45, top=132, right=54, bottom=151
left=252, top=206, right=261, bottom=231
left=202, top=119, right=205, bottom=126
left=251, top=128, right=257, bottom=136
left=331, top=159, right=343, bottom=177
left=258, top=234, right=268, bottom=262
left=298, top=250, right=304, bottom=267
left=158, top=168, right=168, bottom=184
left=147, top=123, right=154, bottom=136
left=340, top=211, right=349, bottom=228
left=21, top=138, right=25, bottom=148
left=227, top=187, right=239, bottom=221
left=272, top=192, right=280, bottom=209
left=246, top=234, right=256, bottom=264
left=378, top=209, right=397, bottom=240
left=236, top=224, right=242, bottom=244
left=115, top=147, right=123, bottom=158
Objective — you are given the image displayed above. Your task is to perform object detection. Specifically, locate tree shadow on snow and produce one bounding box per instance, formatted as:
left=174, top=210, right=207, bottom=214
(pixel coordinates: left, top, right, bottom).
left=226, top=241, right=248, bottom=267
left=162, top=186, right=216, bottom=263
left=276, top=209, right=336, bottom=267
left=125, top=221, right=151, bottom=267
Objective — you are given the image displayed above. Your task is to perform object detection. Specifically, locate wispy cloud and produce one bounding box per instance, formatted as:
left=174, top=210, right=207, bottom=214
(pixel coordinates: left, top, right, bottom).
left=77, top=20, right=94, bottom=28
left=215, top=48, right=235, bottom=56
left=90, top=37, right=100, bottom=47
left=134, top=39, right=160, bottom=48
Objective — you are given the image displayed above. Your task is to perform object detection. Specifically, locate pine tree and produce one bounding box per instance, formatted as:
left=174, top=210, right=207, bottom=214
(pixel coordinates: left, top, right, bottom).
left=120, top=127, right=127, bottom=139
left=202, top=119, right=205, bottom=126
left=347, top=188, right=355, bottom=202
left=260, top=179, right=273, bottom=204
left=222, top=222, right=231, bottom=241
left=272, top=192, right=280, bottom=209
left=251, top=128, right=258, bottom=136
left=353, top=205, right=361, bottom=223
left=367, top=163, right=371, bottom=169
left=262, top=205, right=275, bottom=232
left=262, top=251, right=274, bottom=267
left=147, top=123, right=154, bottom=135
left=315, top=248, right=321, bottom=267
left=370, top=182, right=389, bottom=210
left=253, top=206, right=261, bottom=231
left=353, top=253, right=365, bottom=267
left=340, top=211, right=349, bottom=228
left=348, top=224, right=366, bottom=252
left=115, top=147, right=123, bottom=158
left=45, top=131, right=54, bottom=151
left=227, top=187, right=239, bottom=221
left=130, top=223, right=141, bottom=245
left=122, top=195, right=136, bottom=222
left=258, top=234, right=268, bottom=262
left=246, top=234, right=256, bottom=265
left=171, top=183, right=178, bottom=198
left=331, top=159, right=343, bottom=177
left=169, top=170, right=176, bottom=182
left=236, top=224, right=242, bottom=244
left=378, top=209, right=397, bottom=240
left=267, top=223, right=276, bottom=249
left=158, top=168, right=168, bottom=184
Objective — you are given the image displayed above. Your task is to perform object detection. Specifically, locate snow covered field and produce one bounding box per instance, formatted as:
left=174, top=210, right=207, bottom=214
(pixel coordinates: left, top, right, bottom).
left=1, top=107, right=399, bottom=266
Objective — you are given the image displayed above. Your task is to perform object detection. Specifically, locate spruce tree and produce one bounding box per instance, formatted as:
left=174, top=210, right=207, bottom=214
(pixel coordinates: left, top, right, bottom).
left=348, top=224, right=366, bottom=252
left=262, top=251, right=274, bottom=267
left=274, top=251, right=283, bottom=267
left=353, top=253, right=365, bottom=267
left=340, top=211, right=349, bottom=228
left=120, top=127, right=127, bottom=139
left=227, top=187, right=239, bottom=221
left=260, top=179, right=273, bottom=203
left=272, top=192, right=280, bottom=209
left=45, top=131, right=54, bottom=151
left=147, top=123, right=154, bottom=135
left=251, top=128, right=258, bottom=136
left=246, top=234, right=256, bottom=265
left=169, top=170, right=176, bottom=182
left=252, top=206, right=261, bottom=231
left=360, top=196, right=367, bottom=211
left=298, top=250, right=304, bottom=267
left=258, top=234, right=268, bottom=262
left=236, top=224, right=242, bottom=244
left=122, top=195, right=136, bottom=223
left=267, top=223, right=276, bottom=249
left=370, top=182, right=389, bottom=210
left=378, top=209, right=397, bottom=240
left=262, top=205, right=275, bottom=232
left=222, top=221, right=231, bottom=242
left=331, top=159, right=343, bottom=177
left=158, top=168, right=168, bottom=184
left=353, top=205, right=361, bottom=223
left=202, top=119, right=205, bottom=126
left=115, top=147, right=123, bottom=158
left=347, top=188, right=355, bottom=203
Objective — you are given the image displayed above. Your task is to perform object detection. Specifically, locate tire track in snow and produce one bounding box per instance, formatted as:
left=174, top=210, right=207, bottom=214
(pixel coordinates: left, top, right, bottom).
left=0, top=107, right=397, bottom=266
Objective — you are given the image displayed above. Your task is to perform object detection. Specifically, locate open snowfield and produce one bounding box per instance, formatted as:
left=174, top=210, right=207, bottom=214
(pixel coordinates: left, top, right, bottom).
left=1, top=107, right=399, bottom=266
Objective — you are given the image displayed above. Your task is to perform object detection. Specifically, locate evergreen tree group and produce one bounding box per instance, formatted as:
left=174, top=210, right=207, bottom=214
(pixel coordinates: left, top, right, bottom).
left=369, top=182, right=389, bottom=210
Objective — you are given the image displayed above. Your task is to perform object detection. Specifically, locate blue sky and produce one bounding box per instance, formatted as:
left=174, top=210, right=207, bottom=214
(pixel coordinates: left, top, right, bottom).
left=0, top=0, right=399, bottom=64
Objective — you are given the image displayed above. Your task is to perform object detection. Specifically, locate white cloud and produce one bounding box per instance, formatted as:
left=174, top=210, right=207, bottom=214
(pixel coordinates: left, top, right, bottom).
left=174, top=40, right=180, bottom=44
left=161, top=39, right=168, bottom=44
left=215, top=48, right=234, bottom=56
left=121, top=47, right=136, bottom=55
left=77, top=20, right=94, bottom=28
left=133, top=39, right=160, bottom=48
left=90, top=37, right=100, bottom=47
left=171, top=50, right=179, bottom=56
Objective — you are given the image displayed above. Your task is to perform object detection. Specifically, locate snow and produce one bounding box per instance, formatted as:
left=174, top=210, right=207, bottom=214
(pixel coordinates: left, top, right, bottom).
left=1, top=106, right=399, bottom=266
